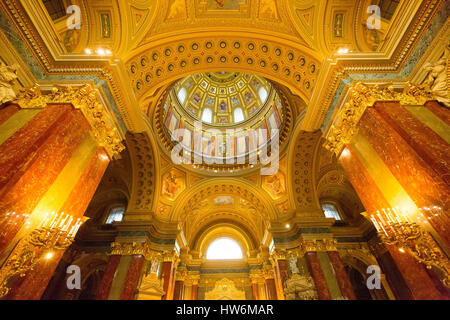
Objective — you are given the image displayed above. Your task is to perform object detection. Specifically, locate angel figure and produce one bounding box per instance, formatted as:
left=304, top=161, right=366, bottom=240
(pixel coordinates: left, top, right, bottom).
left=422, top=54, right=449, bottom=107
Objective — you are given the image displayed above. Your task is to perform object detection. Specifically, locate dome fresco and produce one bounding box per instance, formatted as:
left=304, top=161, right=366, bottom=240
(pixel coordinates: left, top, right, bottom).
left=173, top=72, right=273, bottom=126
left=162, top=72, right=284, bottom=161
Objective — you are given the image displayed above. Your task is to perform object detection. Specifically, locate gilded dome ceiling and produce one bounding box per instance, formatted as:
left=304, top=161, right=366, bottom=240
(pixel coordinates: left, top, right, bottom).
left=172, top=72, right=274, bottom=127
left=154, top=72, right=293, bottom=174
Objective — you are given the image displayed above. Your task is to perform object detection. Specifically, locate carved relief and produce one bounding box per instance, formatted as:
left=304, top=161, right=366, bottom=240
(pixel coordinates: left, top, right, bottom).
left=205, top=278, right=246, bottom=300
left=284, top=274, right=318, bottom=300
left=0, top=62, right=18, bottom=105
left=422, top=48, right=449, bottom=107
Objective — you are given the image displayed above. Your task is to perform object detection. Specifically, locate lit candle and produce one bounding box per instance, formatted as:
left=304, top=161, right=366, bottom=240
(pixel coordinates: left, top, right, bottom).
left=62, top=216, right=73, bottom=232
left=58, top=213, right=69, bottom=229
left=48, top=212, right=58, bottom=229
left=38, top=212, right=50, bottom=229
left=378, top=221, right=388, bottom=237
left=370, top=216, right=381, bottom=232
left=69, top=219, right=81, bottom=237
left=388, top=208, right=402, bottom=224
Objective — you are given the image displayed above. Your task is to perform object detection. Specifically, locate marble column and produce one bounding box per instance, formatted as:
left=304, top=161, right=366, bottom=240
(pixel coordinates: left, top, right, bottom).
left=425, top=101, right=450, bottom=126
left=360, top=104, right=450, bottom=246
left=191, top=283, right=198, bottom=300
left=161, top=261, right=173, bottom=300
left=265, top=278, right=277, bottom=300
left=5, top=144, right=110, bottom=300
left=96, top=255, right=121, bottom=300
left=0, top=105, right=90, bottom=255
left=0, top=86, right=123, bottom=300
left=276, top=260, right=289, bottom=290
left=251, top=281, right=259, bottom=300
left=305, top=252, right=332, bottom=300
left=120, top=255, right=145, bottom=300
left=327, top=251, right=356, bottom=300
left=339, top=144, right=446, bottom=300
left=173, top=280, right=184, bottom=300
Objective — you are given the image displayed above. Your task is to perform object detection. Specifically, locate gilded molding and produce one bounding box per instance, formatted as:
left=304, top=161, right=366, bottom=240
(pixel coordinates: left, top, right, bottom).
left=110, top=241, right=153, bottom=259
left=15, top=85, right=125, bottom=159
left=324, top=82, right=433, bottom=156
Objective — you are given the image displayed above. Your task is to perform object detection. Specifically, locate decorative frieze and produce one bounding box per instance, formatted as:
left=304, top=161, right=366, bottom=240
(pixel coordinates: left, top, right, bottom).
left=324, top=83, right=433, bottom=156
left=15, top=85, right=125, bottom=159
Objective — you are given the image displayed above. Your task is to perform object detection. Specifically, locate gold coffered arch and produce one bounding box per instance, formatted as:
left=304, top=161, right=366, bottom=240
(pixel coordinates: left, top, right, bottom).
left=126, top=31, right=322, bottom=104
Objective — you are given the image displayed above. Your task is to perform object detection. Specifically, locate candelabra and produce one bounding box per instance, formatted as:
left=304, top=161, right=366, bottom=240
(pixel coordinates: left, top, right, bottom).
left=368, top=208, right=450, bottom=288
left=0, top=212, right=87, bottom=298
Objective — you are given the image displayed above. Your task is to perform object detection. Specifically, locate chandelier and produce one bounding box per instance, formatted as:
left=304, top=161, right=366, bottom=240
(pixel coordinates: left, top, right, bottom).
left=368, top=208, right=450, bottom=288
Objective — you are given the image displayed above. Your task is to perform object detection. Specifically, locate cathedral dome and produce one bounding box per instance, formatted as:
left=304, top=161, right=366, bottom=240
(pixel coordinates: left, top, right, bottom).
left=172, top=72, right=274, bottom=127
left=155, top=72, right=290, bottom=174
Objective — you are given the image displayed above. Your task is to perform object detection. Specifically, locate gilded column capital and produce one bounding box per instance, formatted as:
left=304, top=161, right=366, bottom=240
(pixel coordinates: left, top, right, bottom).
left=271, top=249, right=287, bottom=261
left=324, top=82, right=433, bottom=156
left=301, top=240, right=318, bottom=253
left=323, top=239, right=338, bottom=252
left=110, top=240, right=153, bottom=259
left=15, top=85, right=125, bottom=159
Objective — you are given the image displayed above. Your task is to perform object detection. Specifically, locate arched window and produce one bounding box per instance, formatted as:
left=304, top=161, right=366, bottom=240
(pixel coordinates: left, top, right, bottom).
left=321, top=203, right=342, bottom=221
left=177, top=87, right=187, bottom=104
left=233, top=108, right=244, bottom=123
left=202, top=108, right=212, bottom=123
left=105, top=206, right=125, bottom=224
left=258, top=87, right=268, bottom=104
left=206, top=238, right=243, bottom=260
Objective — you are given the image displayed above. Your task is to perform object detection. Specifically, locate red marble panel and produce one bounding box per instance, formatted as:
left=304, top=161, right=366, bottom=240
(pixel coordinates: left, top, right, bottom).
left=161, top=261, right=173, bottom=300
left=305, top=252, right=332, bottom=300
left=7, top=250, right=65, bottom=300
left=374, top=101, right=450, bottom=186
left=0, top=107, right=90, bottom=255
left=376, top=251, right=413, bottom=300
left=5, top=147, right=111, bottom=299
left=265, top=278, right=277, bottom=300
left=360, top=108, right=450, bottom=246
left=339, top=146, right=392, bottom=213
left=0, top=104, right=20, bottom=125
left=425, top=101, right=450, bottom=126
left=120, top=255, right=145, bottom=300
left=252, top=283, right=259, bottom=300
left=276, top=260, right=289, bottom=293
left=59, top=147, right=110, bottom=219
left=96, top=255, right=121, bottom=300
left=387, top=247, right=445, bottom=300
left=327, top=251, right=356, bottom=300
left=173, top=281, right=184, bottom=300
left=191, top=284, right=198, bottom=300
left=0, top=105, right=71, bottom=192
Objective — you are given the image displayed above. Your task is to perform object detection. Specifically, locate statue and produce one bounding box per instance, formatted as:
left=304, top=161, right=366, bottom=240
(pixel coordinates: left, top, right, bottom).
left=288, top=256, right=300, bottom=274
left=284, top=274, right=318, bottom=300
left=422, top=52, right=449, bottom=107
left=0, top=62, right=18, bottom=105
